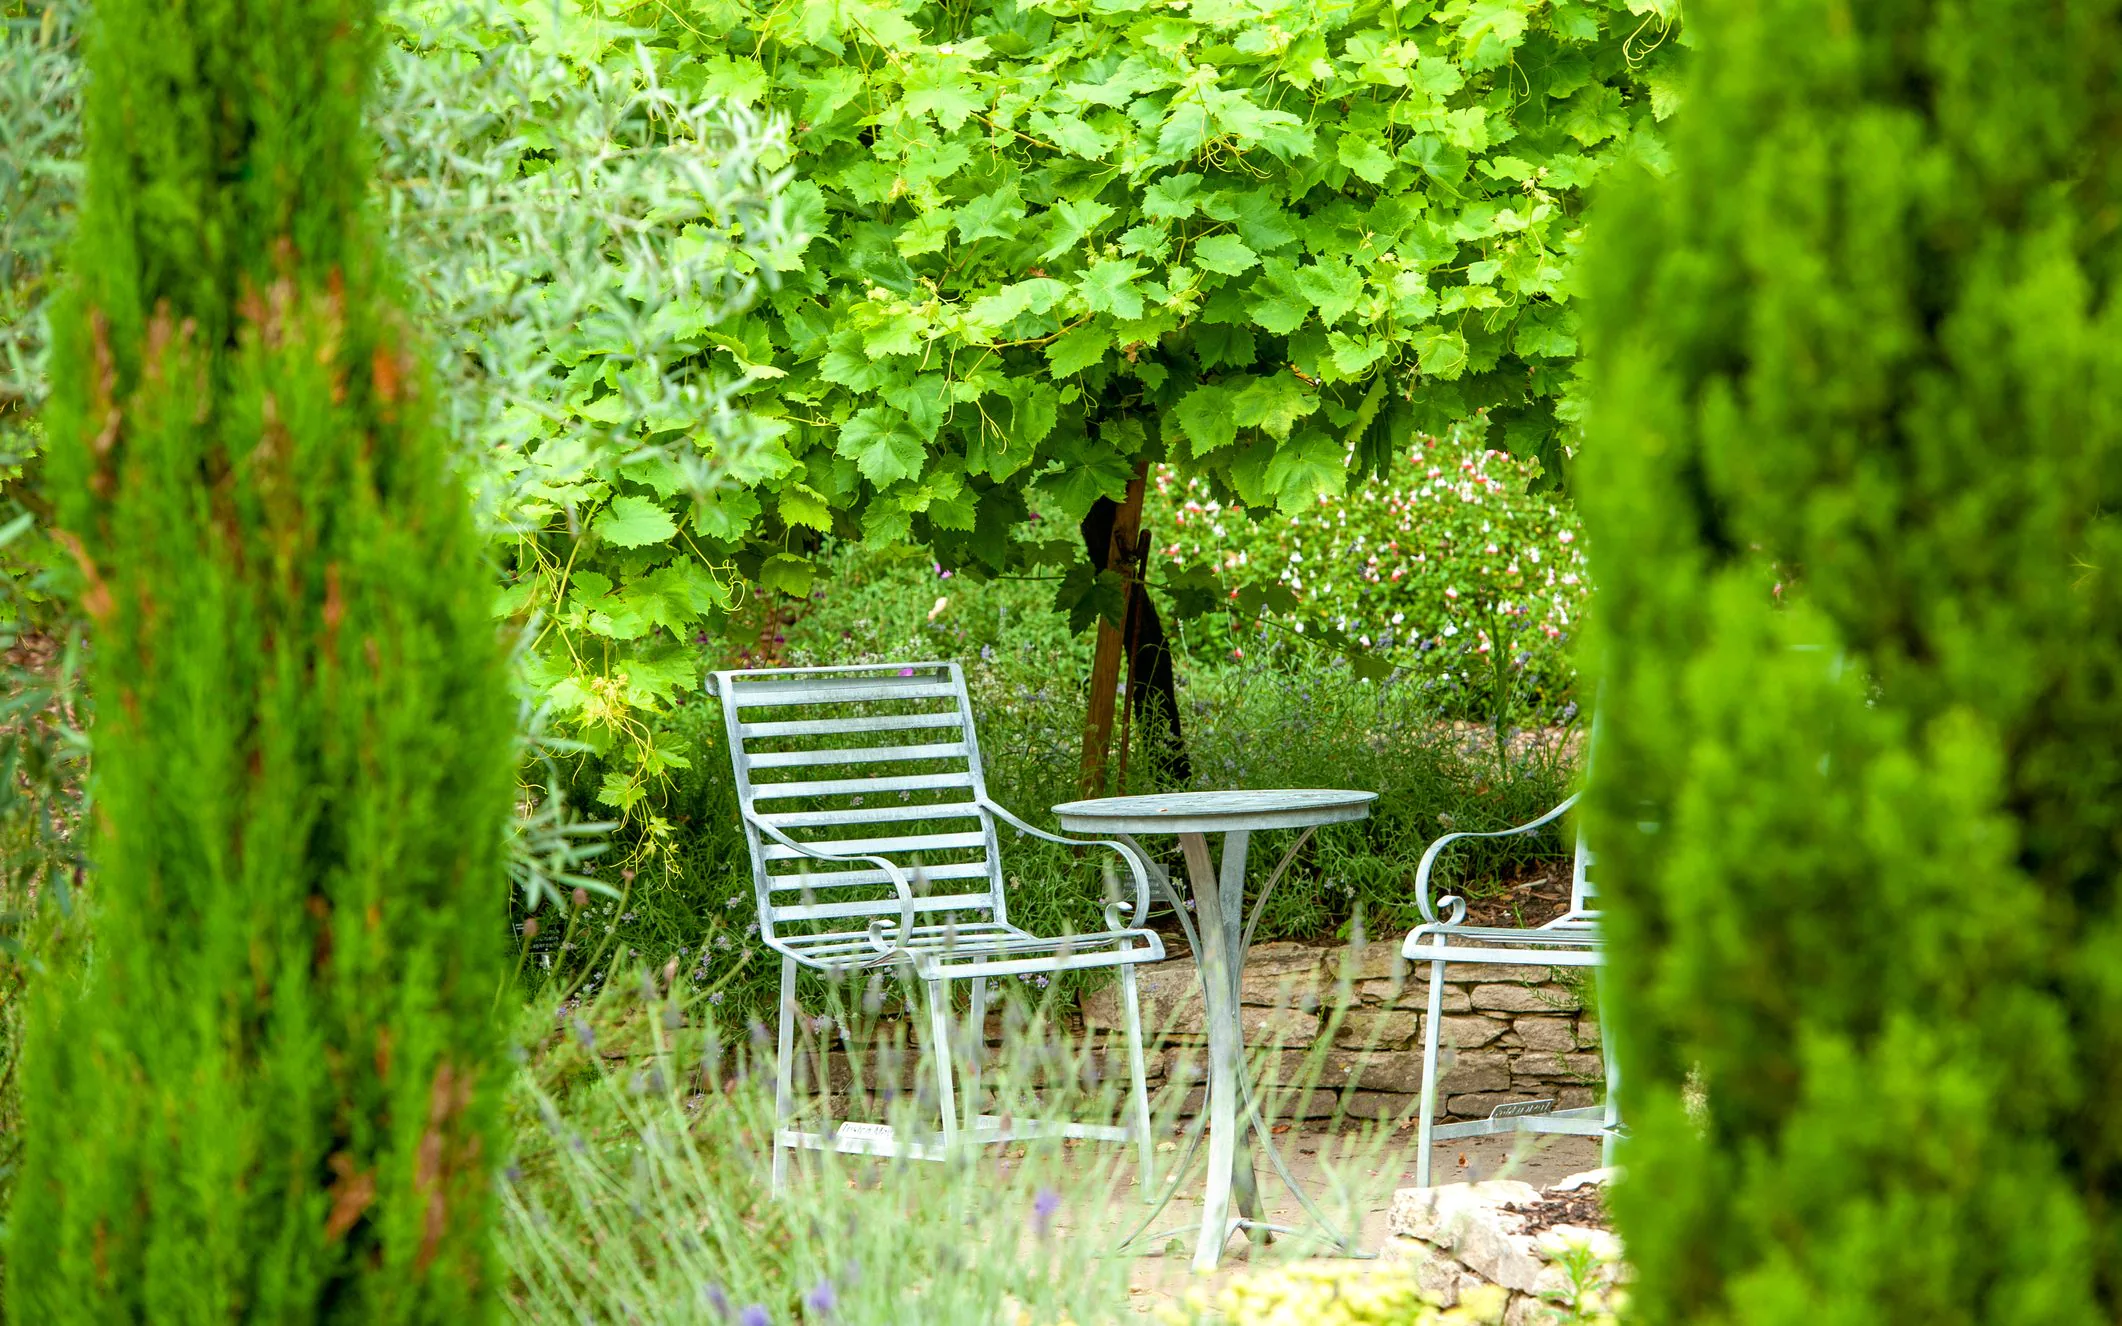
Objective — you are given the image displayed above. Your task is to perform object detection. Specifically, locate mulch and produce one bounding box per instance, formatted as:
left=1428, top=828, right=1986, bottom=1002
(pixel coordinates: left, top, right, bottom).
left=1513, top=1183, right=1610, bottom=1235
left=1458, top=864, right=1575, bottom=929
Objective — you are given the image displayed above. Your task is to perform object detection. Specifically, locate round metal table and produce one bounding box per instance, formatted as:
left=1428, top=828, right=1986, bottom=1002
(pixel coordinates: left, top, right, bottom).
left=1052, top=788, right=1376, bottom=1271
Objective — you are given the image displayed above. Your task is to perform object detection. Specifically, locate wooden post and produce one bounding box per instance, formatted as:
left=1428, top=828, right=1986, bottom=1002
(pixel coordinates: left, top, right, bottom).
left=1080, top=464, right=1147, bottom=798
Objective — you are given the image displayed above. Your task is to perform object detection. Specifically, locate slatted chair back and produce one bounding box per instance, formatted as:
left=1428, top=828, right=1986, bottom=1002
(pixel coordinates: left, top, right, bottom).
left=713, top=663, right=1006, bottom=949
left=1566, top=829, right=1598, bottom=920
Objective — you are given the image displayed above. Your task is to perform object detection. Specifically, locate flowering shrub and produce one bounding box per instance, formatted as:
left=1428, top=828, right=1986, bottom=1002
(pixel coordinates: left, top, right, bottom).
left=1149, top=429, right=1590, bottom=720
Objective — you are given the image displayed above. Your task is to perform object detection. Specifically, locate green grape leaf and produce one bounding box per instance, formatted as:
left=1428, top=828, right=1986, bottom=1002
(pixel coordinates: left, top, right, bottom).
left=836, top=407, right=928, bottom=486
left=1055, top=563, right=1128, bottom=635
left=691, top=484, right=763, bottom=541
left=1046, top=325, right=1113, bottom=376
left=901, top=64, right=984, bottom=130
left=955, top=185, right=1025, bottom=244
left=758, top=553, right=816, bottom=598
left=596, top=496, right=678, bottom=548
left=1337, top=134, right=1395, bottom=186
left=1294, top=257, right=1363, bottom=326
left=1231, top=373, right=1319, bottom=441
left=779, top=483, right=833, bottom=532
left=1193, top=233, right=1260, bottom=276
left=1263, top=429, right=1348, bottom=511
left=1079, top=258, right=1145, bottom=319
left=1248, top=258, right=1311, bottom=334
left=1158, top=564, right=1225, bottom=620
left=1174, top=382, right=1240, bottom=452
left=1413, top=327, right=1471, bottom=379
left=1142, top=173, right=1205, bottom=220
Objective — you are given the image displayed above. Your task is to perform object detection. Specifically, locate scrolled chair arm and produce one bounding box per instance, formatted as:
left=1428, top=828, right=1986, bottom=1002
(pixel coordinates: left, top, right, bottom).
left=981, top=798, right=1154, bottom=934
left=1412, top=792, right=1581, bottom=927
left=744, top=813, right=920, bottom=960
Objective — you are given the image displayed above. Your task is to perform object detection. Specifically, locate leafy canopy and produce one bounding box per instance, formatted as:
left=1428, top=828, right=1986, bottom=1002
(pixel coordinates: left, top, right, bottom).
left=669, top=0, right=1678, bottom=588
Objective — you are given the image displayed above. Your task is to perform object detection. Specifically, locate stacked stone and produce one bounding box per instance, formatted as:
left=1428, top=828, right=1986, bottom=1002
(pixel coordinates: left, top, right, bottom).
left=1077, top=940, right=1605, bottom=1123
left=1384, top=1173, right=1625, bottom=1325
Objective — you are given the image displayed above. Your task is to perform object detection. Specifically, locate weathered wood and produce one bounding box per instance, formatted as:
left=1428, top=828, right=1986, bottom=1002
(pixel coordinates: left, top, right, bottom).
left=1079, top=464, right=1147, bottom=798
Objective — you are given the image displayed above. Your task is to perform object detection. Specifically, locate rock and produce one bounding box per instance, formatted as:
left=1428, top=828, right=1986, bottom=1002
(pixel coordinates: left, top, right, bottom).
left=1438, top=1015, right=1510, bottom=1050
left=1574, top=1016, right=1603, bottom=1049
left=1388, top=1180, right=1540, bottom=1241
left=1508, top=1016, right=1577, bottom=1052
left=1552, top=1167, right=1615, bottom=1192
left=1340, top=1090, right=1417, bottom=1121
left=1332, top=1009, right=1421, bottom=1049
left=1512, top=1050, right=1606, bottom=1080
left=1559, top=1051, right=1607, bottom=1078
left=1326, top=938, right=1406, bottom=983
left=1438, top=1049, right=1512, bottom=1095
left=1080, top=962, right=1206, bottom=1036
left=1238, top=1005, right=1323, bottom=1045
left=1471, top=983, right=1581, bottom=1014
left=1390, top=1182, right=1548, bottom=1292
left=1365, top=979, right=1474, bottom=1014
left=1446, top=1091, right=1547, bottom=1119
left=1403, top=961, right=1553, bottom=984
left=1556, top=1086, right=1597, bottom=1110
left=1326, top=1047, right=1502, bottom=1096
left=1413, top=1244, right=1465, bottom=1307
left=1505, top=1292, right=1565, bottom=1326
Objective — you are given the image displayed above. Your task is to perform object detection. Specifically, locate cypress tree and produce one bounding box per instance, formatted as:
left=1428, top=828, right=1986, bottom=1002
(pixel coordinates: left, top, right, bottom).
left=9, top=0, right=514, bottom=1317
left=1580, top=0, right=2122, bottom=1320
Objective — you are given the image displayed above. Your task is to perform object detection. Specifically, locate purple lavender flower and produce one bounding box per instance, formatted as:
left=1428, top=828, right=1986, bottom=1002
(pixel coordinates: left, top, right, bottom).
left=1032, top=1187, right=1061, bottom=1238
left=705, top=1283, right=732, bottom=1317
left=739, top=1307, right=771, bottom=1326
left=804, top=1278, right=838, bottom=1315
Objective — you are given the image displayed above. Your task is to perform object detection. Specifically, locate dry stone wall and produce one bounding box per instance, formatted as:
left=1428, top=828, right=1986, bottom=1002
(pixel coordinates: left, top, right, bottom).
left=1077, top=939, right=1605, bottom=1124
left=780, top=939, right=1604, bottom=1128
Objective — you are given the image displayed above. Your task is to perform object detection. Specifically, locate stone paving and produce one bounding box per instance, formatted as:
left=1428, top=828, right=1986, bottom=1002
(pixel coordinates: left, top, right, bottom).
left=1031, top=1122, right=1605, bottom=1315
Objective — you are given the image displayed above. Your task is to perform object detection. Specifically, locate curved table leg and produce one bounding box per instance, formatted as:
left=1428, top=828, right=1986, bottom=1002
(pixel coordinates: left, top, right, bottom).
left=1182, top=829, right=1263, bottom=1271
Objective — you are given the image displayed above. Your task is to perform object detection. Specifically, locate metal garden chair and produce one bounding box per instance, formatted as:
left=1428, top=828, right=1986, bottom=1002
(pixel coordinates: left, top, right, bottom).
left=712, top=662, right=1167, bottom=1192
left=1401, top=792, right=1621, bottom=1186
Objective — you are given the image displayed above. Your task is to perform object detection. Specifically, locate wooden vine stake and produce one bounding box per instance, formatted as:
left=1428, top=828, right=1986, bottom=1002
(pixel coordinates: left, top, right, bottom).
left=1079, top=464, right=1148, bottom=798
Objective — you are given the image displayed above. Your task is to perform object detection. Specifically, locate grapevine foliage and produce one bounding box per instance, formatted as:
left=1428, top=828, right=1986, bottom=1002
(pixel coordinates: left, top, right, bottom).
left=667, top=0, right=1679, bottom=599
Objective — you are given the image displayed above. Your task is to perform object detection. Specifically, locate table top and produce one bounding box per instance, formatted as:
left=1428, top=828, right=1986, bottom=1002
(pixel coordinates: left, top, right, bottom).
left=1052, top=788, right=1377, bottom=835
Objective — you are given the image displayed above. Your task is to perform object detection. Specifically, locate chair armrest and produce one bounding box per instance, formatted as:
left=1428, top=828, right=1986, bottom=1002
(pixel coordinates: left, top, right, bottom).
left=1411, top=792, right=1581, bottom=928
left=982, top=799, right=1154, bottom=934
left=744, top=812, right=918, bottom=958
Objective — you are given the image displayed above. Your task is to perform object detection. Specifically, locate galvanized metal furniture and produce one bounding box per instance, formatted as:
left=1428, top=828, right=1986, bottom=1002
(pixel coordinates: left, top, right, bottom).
left=1400, top=792, right=1620, bottom=1186
left=712, top=662, right=1167, bottom=1191
left=1052, top=788, right=1378, bottom=1272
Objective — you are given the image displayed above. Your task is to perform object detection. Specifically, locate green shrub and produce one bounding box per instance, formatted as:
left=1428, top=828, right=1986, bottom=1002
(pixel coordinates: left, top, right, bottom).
left=9, top=0, right=515, bottom=1315
left=1581, top=0, right=2122, bottom=1319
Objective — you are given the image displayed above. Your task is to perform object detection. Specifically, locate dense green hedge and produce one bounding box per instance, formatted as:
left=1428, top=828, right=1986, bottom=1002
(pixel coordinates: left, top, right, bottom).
left=10, top=0, right=515, bottom=1316
left=1583, top=0, right=2122, bottom=1319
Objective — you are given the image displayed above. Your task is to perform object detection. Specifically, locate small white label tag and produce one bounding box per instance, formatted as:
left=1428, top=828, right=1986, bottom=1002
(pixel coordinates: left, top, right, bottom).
left=1490, top=1098, right=1557, bottom=1120
left=835, top=1121, right=896, bottom=1142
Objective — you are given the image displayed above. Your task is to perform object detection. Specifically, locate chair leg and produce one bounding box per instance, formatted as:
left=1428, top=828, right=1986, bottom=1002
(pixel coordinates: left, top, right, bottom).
left=1120, top=962, right=1156, bottom=1202
left=1415, top=954, right=1447, bottom=1189
left=1597, top=964, right=1622, bottom=1171
left=964, top=976, right=987, bottom=1131
left=925, top=976, right=959, bottom=1151
left=772, top=954, right=797, bottom=1196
